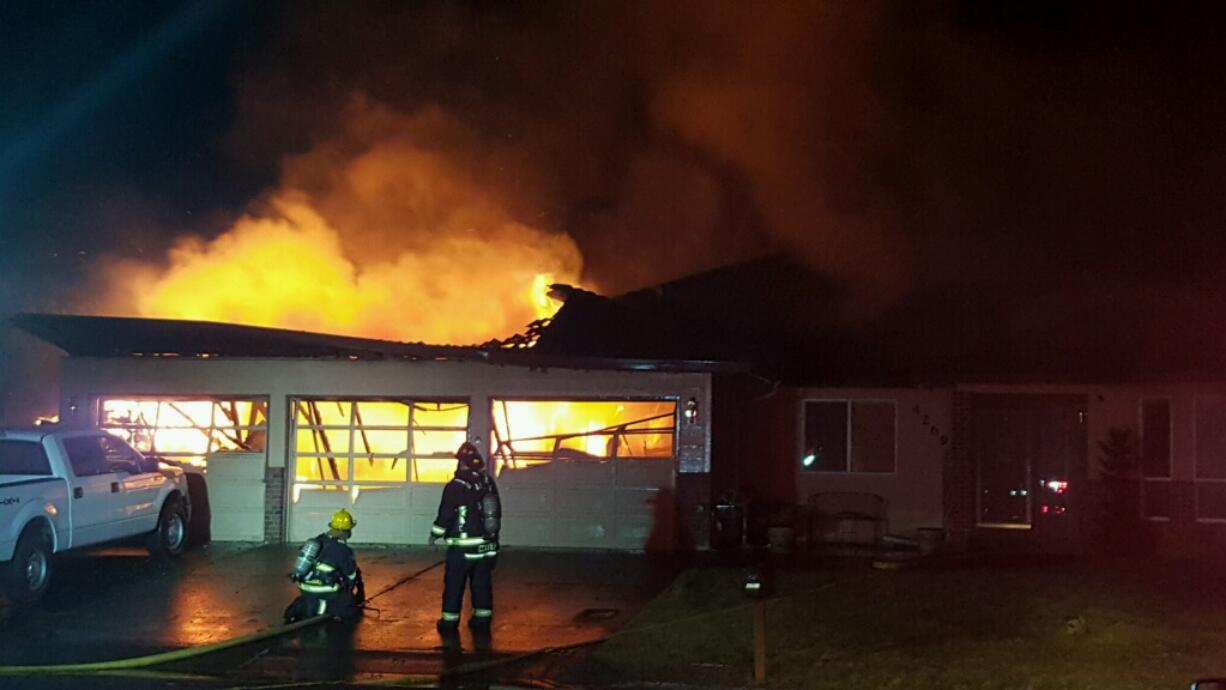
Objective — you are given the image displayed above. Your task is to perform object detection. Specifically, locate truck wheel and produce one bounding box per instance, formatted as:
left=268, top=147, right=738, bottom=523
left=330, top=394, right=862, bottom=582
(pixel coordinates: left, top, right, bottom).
left=4, top=526, right=52, bottom=604
left=147, top=497, right=188, bottom=559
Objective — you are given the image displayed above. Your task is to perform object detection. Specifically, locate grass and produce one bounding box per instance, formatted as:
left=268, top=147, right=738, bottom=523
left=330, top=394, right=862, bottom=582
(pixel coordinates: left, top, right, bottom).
left=591, top=556, right=1226, bottom=689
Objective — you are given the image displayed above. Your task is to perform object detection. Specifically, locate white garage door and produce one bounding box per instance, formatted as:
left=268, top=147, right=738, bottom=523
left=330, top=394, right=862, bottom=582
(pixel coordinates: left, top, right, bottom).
left=99, top=397, right=269, bottom=542
left=288, top=399, right=468, bottom=544
left=491, top=400, right=678, bottom=551
left=288, top=398, right=679, bottom=550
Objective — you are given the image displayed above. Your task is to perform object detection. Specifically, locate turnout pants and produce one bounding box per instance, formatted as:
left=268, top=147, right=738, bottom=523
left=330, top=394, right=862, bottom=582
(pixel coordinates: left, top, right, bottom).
left=284, top=589, right=360, bottom=624
left=440, top=546, right=496, bottom=623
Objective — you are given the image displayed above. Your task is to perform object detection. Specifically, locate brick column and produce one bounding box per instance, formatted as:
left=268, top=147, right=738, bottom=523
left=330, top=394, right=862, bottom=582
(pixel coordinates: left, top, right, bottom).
left=264, top=466, right=287, bottom=543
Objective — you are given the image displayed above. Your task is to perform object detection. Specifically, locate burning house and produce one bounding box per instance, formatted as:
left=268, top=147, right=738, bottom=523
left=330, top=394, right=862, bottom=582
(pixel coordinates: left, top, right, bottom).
left=13, top=313, right=724, bottom=551
left=13, top=255, right=1226, bottom=557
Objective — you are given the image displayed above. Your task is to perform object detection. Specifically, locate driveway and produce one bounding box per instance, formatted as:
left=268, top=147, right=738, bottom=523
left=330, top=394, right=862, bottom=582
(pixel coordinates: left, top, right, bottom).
left=0, top=542, right=678, bottom=686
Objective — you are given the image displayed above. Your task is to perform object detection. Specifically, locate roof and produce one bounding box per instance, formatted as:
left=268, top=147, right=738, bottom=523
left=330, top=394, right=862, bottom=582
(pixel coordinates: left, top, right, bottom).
left=11, top=313, right=482, bottom=360
left=9, top=313, right=741, bottom=374
left=535, top=255, right=1226, bottom=385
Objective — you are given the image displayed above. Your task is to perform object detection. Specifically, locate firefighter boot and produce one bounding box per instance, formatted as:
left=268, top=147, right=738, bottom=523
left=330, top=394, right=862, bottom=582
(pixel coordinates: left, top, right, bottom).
left=436, top=613, right=460, bottom=635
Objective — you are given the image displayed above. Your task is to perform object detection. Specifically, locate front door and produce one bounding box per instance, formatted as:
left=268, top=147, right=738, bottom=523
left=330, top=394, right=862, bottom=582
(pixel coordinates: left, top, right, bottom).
left=971, top=394, right=1087, bottom=550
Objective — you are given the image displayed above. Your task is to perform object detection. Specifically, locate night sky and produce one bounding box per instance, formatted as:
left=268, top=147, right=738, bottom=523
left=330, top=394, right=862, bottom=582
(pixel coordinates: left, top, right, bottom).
left=4, top=1, right=1226, bottom=418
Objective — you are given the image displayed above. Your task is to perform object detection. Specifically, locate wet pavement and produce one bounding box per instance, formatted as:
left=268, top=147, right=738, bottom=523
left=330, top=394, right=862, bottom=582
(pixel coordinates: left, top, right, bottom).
left=0, top=542, right=679, bottom=688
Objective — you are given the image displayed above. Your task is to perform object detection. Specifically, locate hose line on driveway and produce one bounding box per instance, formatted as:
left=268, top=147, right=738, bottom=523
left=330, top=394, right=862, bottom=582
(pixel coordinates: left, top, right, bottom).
left=0, top=559, right=446, bottom=676
left=0, top=615, right=331, bottom=675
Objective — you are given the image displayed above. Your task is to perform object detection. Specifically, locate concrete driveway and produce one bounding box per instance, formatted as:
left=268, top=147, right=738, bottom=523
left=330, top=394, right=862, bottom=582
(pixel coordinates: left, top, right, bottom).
left=0, top=542, right=678, bottom=685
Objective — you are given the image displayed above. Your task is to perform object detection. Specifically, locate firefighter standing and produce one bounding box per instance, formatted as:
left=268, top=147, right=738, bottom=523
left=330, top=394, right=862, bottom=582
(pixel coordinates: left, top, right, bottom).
left=430, top=441, right=501, bottom=633
left=284, top=509, right=365, bottom=623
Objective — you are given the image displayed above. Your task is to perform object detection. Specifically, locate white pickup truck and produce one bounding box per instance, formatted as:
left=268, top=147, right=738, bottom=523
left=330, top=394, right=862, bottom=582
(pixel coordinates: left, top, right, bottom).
left=0, top=428, right=191, bottom=603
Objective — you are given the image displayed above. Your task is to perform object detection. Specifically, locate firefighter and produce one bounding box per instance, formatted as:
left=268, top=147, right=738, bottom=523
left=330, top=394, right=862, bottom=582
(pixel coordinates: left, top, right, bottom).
left=430, top=441, right=501, bottom=634
left=284, top=509, right=365, bottom=623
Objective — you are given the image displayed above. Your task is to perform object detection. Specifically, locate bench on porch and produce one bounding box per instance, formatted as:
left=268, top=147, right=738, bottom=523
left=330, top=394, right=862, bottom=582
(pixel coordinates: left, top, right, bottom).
left=805, top=491, right=888, bottom=548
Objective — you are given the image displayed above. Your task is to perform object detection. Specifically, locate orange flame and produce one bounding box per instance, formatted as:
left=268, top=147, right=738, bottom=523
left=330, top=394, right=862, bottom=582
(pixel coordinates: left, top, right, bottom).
left=100, top=100, right=584, bottom=345
left=104, top=197, right=581, bottom=345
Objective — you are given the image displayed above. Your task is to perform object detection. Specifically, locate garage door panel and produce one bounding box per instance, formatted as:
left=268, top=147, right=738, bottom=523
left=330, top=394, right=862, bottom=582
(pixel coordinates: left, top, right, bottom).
left=556, top=488, right=614, bottom=514
left=555, top=518, right=614, bottom=549
left=289, top=490, right=351, bottom=543
left=555, top=461, right=614, bottom=485
left=614, top=487, right=660, bottom=515
left=616, top=459, right=674, bottom=488
left=350, top=488, right=410, bottom=543
left=407, top=485, right=446, bottom=516
left=612, top=516, right=658, bottom=550
left=204, top=453, right=265, bottom=541
left=500, top=516, right=553, bottom=546
left=497, top=465, right=551, bottom=485
left=500, top=485, right=554, bottom=515
left=289, top=397, right=470, bottom=546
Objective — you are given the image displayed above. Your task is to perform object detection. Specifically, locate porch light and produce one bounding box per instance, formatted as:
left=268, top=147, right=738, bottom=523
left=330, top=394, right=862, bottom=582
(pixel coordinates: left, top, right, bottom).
left=801, top=453, right=817, bottom=468
left=684, top=397, right=699, bottom=424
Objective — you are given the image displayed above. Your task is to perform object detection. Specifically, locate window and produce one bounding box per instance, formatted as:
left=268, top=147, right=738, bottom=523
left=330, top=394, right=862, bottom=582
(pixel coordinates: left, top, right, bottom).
left=1140, top=398, right=1171, bottom=520
left=801, top=401, right=896, bottom=474
left=291, top=399, right=469, bottom=496
left=490, top=400, right=677, bottom=474
left=99, top=398, right=268, bottom=468
left=1195, top=396, right=1226, bottom=521
left=62, top=436, right=150, bottom=477
left=0, top=441, right=51, bottom=475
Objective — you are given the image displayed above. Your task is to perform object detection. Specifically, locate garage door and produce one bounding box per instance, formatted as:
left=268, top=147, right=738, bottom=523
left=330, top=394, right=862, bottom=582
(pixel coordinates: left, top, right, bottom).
left=491, top=400, right=678, bottom=550
left=99, top=397, right=269, bottom=542
left=288, top=399, right=468, bottom=544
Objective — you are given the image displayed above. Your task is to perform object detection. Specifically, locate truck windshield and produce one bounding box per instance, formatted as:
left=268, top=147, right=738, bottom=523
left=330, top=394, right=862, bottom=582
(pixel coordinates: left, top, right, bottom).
left=0, top=440, right=52, bottom=475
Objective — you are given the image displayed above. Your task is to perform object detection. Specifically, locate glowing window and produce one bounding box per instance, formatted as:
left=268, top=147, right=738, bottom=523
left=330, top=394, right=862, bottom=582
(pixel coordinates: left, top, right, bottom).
left=490, top=400, right=677, bottom=475
left=291, top=399, right=469, bottom=493
left=99, top=398, right=269, bottom=468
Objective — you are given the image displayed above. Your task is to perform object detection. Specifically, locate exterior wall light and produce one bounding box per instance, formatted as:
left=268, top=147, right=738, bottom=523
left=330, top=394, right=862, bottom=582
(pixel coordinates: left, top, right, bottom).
left=683, top=397, right=699, bottom=424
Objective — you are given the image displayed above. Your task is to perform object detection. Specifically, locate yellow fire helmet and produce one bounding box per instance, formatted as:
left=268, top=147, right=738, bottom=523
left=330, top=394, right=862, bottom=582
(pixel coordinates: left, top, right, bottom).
left=329, top=509, right=356, bottom=532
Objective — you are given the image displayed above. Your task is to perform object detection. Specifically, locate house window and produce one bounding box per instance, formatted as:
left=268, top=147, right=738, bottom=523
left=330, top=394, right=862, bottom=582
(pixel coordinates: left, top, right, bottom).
left=1140, top=398, right=1171, bottom=520
left=801, top=401, right=896, bottom=474
left=1195, top=396, right=1226, bottom=521
left=99, top=397, right=269, bottom=468
left=291, top=399, right=469, bottom=495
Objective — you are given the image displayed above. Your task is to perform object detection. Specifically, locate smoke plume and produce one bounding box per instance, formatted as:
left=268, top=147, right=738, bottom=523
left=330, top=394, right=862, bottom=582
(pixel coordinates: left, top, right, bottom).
left=91, top=1, right=1226, bottom=337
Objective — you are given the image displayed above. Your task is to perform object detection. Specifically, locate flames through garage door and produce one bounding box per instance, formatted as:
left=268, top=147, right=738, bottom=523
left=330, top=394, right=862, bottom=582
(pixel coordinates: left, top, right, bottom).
left=490, top=399, right=677, bottom=550
left=288, top=398, right=469, bottom=543
left=287, top=397, right=679, bottom=549
left=98, top=397, right=270, bottom=541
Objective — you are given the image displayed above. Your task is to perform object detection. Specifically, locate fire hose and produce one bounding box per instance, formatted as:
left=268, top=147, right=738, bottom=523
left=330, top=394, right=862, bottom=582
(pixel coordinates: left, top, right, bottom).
left=0, top=563, right=864, bottom=684
left=0, top=614, right=331, bottom=675
left=0, top=560, right=445, bottom=677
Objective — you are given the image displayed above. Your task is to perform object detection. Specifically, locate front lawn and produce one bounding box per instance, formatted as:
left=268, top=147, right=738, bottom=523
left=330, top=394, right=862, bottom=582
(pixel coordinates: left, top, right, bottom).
left=591, top=556, right=1226, bottom=689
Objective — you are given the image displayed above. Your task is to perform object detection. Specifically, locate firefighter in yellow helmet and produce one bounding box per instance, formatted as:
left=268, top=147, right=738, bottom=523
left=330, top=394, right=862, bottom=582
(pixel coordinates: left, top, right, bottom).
left=284, top=509, right=365, bottom=623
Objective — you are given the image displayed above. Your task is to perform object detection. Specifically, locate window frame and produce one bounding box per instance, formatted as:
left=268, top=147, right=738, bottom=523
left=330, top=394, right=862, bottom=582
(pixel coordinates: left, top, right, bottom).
left=487, top=396, right=681, bottom=475
left=0, top=440, right=52, bottom=476
left=97, top=396, right=269, bottom=468
left=290, top=396, right=471, bottom=489
left=1193, top=395, right=1226, bottom=523
left=1139, top=396, right=1173, bottom=523
left=798, top=398, right=898, bottom=476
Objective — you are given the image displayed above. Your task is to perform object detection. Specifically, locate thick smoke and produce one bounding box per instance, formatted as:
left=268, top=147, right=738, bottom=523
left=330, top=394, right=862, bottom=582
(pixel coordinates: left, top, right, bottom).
left=98, top=1, right=1226, bottom=333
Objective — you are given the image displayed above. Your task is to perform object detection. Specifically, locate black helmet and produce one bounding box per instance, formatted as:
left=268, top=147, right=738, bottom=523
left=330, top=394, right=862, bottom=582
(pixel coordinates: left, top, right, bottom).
left=455, top=441, right=485, bottom=471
